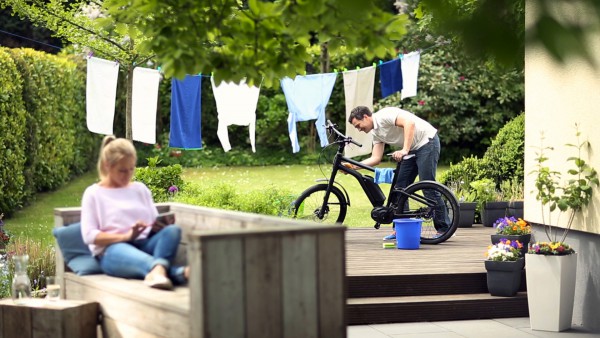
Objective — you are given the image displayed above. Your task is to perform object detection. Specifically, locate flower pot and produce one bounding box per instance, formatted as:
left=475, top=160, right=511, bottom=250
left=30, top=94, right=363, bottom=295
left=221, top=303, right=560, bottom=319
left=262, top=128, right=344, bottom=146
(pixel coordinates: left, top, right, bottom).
left=507, top=200, right=524, bottom=219
left=525, top=253, right=577, bottom=331
left=481, top=201, right=508, bottom=227
left=485, top=258, right=525, bottom=297
left=490, top=234, right=531, bottom=257
left=458, top=202, right=476, bottom=228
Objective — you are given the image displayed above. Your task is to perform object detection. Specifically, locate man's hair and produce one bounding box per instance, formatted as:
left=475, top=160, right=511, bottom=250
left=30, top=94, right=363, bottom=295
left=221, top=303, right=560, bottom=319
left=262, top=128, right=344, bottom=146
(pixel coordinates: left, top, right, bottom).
left=348, top=106, right=372, bottom=123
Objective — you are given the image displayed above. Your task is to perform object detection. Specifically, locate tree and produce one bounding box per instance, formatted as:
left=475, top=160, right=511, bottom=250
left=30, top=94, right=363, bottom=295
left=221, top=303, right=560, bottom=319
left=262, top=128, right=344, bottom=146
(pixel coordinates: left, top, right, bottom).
left=1, top=0, right=154, bottom=140
left=103, top=0, right=409, bottom=86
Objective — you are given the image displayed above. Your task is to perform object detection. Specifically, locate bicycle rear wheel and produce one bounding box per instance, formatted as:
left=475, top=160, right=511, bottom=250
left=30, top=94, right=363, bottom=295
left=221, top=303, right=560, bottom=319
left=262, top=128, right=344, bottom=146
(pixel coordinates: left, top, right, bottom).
left=290, top=184, right=347, bottom=224
left=396, top=181, right=459, bottom=244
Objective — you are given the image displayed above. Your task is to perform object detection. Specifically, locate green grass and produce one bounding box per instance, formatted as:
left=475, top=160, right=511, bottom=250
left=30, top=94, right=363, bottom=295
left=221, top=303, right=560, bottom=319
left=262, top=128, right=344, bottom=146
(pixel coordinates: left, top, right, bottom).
left=4, top=164, right=449, bottom=240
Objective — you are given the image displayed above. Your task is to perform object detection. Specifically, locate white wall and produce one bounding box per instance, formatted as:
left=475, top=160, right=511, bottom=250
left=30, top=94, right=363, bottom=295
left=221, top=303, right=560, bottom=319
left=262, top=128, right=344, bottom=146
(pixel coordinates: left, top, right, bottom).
left=525, top=1, right=600, bottom=331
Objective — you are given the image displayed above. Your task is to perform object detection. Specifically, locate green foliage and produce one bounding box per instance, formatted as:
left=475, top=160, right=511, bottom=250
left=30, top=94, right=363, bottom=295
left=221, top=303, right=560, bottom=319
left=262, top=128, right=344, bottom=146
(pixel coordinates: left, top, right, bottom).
left=378, top=40, right=524, bottom=162
left=0, top=237, right=56, bottom=298
left=176, top=183, right=295, bottom=217
left=0, top=48, right=27, bottom=215
left=103, top=0, right=408, bottom=86
left=530, top=125, right=600, bottom=243
left=133, top=163, right=185, bottom=202
left=482, top=113, right=525, bottom=186
left=469, top=178, right=498, bottom=213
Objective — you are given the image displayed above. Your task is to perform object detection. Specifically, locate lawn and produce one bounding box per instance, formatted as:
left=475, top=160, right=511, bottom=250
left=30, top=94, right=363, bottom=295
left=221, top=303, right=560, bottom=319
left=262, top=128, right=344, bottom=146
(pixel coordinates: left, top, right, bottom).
left=5, top=163, right=448, bottom=242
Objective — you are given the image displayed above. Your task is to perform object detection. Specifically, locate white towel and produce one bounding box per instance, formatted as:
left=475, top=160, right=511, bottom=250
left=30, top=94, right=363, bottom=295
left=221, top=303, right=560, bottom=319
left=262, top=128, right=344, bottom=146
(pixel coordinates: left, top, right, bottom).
left=343, top=66, right=375, bottom=158
left=401, top=51, right=421, bottom=100
left=210, top=77, right=260, bottom=152
left=86, top=57, right=119, bottom=135
left=132, top=67, right=161, bottom=144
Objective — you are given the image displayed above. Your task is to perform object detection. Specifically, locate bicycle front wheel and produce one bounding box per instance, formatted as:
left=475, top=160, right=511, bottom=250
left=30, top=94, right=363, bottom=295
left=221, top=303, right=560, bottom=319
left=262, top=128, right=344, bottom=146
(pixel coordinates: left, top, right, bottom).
left=397, top=181, right=459, bottom=244
left=290, top=184, right=347, bottom=225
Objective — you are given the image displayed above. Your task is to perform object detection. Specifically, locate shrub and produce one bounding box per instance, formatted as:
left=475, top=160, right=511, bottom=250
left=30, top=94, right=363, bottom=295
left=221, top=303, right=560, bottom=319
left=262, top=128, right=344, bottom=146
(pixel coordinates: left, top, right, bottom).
left=133, top=157, right=185, bottom=202
left=0, top=48, right=27, bottom=215
left=175, top=182, right=295, bottom=217
left=483, top=113, right=525, bottom=185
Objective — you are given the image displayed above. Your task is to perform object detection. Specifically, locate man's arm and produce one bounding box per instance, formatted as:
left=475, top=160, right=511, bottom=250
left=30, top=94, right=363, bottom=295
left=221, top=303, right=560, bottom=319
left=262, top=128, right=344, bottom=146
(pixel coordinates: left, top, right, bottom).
left=345, top=142, right=385, bottom=170
left=389, top=115, right=415, bottom=161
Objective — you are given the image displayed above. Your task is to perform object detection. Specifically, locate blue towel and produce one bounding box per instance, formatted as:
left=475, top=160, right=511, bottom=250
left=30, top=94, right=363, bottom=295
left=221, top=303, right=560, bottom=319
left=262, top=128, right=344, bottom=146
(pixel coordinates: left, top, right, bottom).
left=379, top=58, right=403, bottom=98
left=169, top=75, right=202, bottom=149
left=281, top=73, right=337, bottom=153
left=375, top=168, right=395, bottom=184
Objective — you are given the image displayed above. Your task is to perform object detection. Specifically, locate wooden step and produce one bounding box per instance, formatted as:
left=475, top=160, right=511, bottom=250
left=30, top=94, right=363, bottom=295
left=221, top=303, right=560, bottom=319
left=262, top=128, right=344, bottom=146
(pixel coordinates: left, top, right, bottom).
left=347, top=292, right=529, bottom=325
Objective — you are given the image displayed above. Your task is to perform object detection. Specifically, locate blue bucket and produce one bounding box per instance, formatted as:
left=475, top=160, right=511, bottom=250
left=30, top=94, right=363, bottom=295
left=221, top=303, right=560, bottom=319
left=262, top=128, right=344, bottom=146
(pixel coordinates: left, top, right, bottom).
left=393, top=218, right=422, bottom=250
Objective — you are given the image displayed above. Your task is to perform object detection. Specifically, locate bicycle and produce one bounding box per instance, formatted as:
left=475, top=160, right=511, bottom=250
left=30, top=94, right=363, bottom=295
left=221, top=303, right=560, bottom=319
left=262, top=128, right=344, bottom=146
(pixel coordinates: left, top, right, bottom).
left=290, top=120, right=459, bottom=244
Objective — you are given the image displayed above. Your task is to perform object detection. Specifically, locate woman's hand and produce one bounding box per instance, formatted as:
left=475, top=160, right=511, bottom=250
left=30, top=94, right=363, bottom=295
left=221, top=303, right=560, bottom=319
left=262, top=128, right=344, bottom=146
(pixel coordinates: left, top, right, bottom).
left=126, top=221, right=149, bottom=241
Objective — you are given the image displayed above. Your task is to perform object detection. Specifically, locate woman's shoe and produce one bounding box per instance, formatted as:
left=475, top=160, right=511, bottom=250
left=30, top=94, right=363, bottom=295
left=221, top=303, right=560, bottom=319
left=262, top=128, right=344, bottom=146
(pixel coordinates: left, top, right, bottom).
left=144, top=274, right=174, bottom=290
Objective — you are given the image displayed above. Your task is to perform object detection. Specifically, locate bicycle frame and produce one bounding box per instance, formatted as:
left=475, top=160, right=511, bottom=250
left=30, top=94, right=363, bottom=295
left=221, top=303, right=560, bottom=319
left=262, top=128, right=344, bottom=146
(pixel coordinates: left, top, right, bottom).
left=317, top=123, right=439, bottom=221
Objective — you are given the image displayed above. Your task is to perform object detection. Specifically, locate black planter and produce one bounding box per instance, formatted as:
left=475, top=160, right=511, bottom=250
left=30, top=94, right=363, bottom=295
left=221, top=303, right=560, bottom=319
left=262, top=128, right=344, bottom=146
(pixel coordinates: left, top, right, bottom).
left=490, top=233, right=531, bottom=257
left=481, top=201, right=509, bottom=227
left=485, top=258, right=525, bottom=297
left=458, top=202, right=476, bottom=228
left=507, top=200, right=524, bottom=219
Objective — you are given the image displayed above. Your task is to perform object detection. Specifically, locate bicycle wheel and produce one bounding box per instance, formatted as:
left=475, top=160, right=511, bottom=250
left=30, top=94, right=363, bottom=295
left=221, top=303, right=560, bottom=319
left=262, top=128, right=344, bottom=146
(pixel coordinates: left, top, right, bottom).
left=290, top=184, right=347, bottom=224
left=396, top=181, right=459, bottom=244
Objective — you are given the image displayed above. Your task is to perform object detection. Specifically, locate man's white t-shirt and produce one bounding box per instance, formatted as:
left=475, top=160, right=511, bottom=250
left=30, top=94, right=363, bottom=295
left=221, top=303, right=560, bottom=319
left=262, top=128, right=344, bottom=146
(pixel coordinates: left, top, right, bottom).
left=371, top=107, right=437, bottom=150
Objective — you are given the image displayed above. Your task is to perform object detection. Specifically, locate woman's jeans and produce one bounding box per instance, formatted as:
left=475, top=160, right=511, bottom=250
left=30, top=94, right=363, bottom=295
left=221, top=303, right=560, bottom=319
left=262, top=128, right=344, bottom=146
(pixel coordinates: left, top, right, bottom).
left=394, top=134, right=450, bottom=232
left=98, top=225, right=187, bottom=285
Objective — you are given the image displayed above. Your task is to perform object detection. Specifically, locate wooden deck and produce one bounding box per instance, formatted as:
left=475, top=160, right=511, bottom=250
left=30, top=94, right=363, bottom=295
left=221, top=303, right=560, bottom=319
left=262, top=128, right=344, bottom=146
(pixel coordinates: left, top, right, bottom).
left=346, top=224, right=496, bottom=276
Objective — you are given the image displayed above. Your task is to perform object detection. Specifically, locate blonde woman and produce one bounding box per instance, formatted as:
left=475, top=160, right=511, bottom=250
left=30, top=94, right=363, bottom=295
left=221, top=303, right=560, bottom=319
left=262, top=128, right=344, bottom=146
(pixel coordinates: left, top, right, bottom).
left=80, top=136, right=187, bottom=290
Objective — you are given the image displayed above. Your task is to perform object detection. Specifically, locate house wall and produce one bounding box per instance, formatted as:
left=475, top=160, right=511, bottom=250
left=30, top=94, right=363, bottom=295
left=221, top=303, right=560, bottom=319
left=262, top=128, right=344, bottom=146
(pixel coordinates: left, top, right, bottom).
left=525, top=1, right=600, bottom=331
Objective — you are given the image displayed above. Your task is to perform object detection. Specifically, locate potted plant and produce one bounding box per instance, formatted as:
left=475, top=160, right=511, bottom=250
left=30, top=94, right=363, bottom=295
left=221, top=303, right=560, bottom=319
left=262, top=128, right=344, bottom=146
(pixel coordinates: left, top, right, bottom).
left=484, top=238, right=525, bottom=297
left=527, top=126, right=599, bottom=332
left=470, top=178, right=507, bottom=227
left=449, top=180, right=477, bottom=228
left=502, top=178, right=524, bottom=218
left=491, top=216, right=531, bottom=256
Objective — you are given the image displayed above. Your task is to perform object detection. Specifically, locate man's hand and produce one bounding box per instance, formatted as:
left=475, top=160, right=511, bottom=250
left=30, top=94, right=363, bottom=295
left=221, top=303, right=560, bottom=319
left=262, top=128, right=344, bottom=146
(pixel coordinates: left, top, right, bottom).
left=340, top=162, right=355, bottom=174
left=390, top=150, right=409, bottom=162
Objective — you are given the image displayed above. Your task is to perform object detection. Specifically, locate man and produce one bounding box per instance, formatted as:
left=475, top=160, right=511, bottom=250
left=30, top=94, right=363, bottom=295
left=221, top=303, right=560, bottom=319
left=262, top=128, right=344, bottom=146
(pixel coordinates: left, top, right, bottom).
left=347, top=105, right=447, bottom=240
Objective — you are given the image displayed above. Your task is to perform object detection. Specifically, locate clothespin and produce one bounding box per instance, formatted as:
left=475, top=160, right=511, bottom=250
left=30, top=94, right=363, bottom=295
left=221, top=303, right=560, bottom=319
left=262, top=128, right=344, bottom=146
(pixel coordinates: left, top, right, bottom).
left=372, top=62, right=377, bottom=67
left=356, top=66, right=360, bottom=70
left=87, top=51, right=94, bottom=59
left=333, top=69, right=338, bottom=74
left=379, top=60, right=383, bottom=65
left=157, top=66, right=162, bottom=72
left=304, top=70, right=307, bottom=76
left=342, top=67, right=348, bottom=72
left=398, top=53, right=404, bottom=59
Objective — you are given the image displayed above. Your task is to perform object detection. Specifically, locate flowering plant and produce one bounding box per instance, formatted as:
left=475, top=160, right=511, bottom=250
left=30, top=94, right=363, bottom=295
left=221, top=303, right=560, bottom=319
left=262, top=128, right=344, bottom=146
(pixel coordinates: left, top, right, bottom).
left=493, top=216, right=531, bottom=235
left=528, top=241, right=575, bottom=256
left=0, top=213, right=9, bottom=246
left=485, top=239, right=523, bottom=262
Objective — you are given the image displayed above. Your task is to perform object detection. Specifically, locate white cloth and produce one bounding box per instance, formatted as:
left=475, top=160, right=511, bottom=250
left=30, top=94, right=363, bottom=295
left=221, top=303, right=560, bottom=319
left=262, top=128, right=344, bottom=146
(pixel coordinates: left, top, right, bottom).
left=210, top=77, right=260, bottom=152
left=343, top=66, right=375, bottom=158
left=132, top=67, right=161, bottom=144
left=401, top=51, right=421, bottom=100
left=86, top=57, right=119, bottom=135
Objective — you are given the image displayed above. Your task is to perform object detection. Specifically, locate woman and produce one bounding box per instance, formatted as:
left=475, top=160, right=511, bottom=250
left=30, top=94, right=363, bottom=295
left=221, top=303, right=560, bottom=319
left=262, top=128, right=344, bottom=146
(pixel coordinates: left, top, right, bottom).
left=80, top=136, right=187, bottom=290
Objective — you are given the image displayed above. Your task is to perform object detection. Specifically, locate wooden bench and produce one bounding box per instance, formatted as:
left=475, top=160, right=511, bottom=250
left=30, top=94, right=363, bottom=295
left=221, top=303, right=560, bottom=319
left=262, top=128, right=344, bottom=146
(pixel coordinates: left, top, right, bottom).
left=54, top=202, right=346, bottom=338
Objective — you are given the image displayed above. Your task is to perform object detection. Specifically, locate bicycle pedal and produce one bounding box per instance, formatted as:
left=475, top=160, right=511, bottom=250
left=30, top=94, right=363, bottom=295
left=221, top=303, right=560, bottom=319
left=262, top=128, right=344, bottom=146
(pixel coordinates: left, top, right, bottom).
left=373, top=222, right=381, bottom=229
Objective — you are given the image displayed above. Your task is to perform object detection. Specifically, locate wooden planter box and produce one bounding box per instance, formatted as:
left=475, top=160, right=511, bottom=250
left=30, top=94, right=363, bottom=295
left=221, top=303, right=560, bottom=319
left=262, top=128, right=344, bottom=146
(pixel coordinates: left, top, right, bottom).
left=54, top=203, right=346, bottom=338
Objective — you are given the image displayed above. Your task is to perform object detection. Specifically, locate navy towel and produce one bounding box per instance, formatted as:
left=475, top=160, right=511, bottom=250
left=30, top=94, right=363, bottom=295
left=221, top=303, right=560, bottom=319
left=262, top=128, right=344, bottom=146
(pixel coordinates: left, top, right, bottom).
left=170, top=75, right=202, bottom=149
left=379, top=58, right=403, bottom=98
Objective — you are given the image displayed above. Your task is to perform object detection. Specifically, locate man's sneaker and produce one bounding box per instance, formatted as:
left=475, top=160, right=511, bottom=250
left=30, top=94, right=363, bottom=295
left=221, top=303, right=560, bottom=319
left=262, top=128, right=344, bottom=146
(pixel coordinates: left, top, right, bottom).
left=383, top=232, right=396, bottom=241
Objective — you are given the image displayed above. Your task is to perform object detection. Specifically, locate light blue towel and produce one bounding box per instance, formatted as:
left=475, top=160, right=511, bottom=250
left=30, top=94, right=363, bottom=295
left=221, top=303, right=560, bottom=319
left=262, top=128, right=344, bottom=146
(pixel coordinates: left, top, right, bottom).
left=380, top=58, right=403, bottom=98
left=375, top=168, right=395, bottom=184
left=170, top=75, right=202, bottom=149
left=281, top=73, right=337, bottom=153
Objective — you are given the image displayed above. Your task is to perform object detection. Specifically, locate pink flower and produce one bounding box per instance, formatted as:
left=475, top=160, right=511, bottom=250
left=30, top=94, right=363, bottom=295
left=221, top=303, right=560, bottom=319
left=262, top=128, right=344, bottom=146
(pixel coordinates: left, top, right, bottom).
left=459, top=76, right=465, bottom=81
left=418, top=100, right=425, bottom=106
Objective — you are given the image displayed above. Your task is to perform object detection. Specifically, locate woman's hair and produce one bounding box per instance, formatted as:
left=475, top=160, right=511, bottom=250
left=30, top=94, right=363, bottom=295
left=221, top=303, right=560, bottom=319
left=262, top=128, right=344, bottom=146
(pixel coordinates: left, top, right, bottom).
left=97, top=136, right=137, bottom=180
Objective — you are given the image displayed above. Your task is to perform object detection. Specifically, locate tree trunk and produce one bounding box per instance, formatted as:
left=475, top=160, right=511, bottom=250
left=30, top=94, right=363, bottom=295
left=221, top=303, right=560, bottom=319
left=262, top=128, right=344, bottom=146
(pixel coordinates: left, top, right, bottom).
left=307, top=43, right=331, bottom=153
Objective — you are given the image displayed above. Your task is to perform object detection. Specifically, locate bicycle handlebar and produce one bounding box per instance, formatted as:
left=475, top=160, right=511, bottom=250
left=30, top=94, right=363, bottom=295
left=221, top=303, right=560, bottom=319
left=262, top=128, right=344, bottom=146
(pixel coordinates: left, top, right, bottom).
left=326, top=120, right=362, bottom=147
